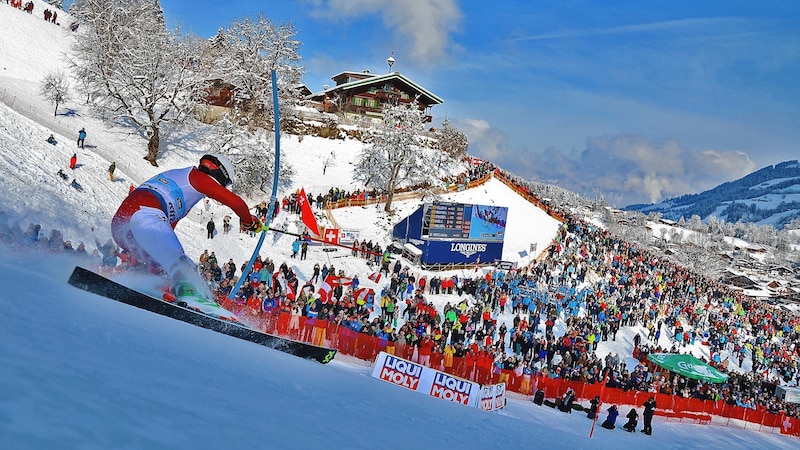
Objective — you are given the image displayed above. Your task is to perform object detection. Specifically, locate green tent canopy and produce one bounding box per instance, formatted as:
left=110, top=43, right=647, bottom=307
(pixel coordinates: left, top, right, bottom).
left=647, top=353, right=729, bottom=383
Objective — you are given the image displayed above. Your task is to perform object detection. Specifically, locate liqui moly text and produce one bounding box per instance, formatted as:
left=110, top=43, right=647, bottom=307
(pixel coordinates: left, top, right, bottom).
left=429, top=372, right=473, bottom=405
left=379, top=356, right=422, bottom=390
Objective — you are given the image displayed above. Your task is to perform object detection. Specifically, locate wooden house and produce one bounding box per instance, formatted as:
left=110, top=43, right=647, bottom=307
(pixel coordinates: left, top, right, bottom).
left=307, top=70, right=443, bottom=123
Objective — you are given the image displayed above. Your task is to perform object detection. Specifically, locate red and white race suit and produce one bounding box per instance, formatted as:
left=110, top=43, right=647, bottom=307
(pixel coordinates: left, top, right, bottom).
left=111, top=166, right=252, bottom=275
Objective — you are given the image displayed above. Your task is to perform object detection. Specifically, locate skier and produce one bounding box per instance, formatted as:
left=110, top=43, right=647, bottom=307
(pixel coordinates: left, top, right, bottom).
left=111, top=154, right=261, bottom=303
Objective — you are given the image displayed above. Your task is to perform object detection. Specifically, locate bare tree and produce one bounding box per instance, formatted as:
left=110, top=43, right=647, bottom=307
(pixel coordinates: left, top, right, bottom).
left=322, top=151, right=336, bottom=175
left=68, top=0, right=207, bottom=166
left=39, top=71, right=70, bottom=117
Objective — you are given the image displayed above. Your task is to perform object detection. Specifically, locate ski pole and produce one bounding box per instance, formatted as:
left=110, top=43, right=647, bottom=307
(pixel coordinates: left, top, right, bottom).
left=229, top=70, right=281, bottom=300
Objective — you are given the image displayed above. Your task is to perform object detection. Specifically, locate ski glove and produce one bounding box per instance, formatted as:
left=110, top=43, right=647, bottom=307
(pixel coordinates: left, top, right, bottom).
left=242, top=215, right=265, bottom=232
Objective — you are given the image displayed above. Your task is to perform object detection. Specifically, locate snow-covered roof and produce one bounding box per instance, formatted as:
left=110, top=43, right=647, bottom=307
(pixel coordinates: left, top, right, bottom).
left=309, top=71, right=444, bottom=105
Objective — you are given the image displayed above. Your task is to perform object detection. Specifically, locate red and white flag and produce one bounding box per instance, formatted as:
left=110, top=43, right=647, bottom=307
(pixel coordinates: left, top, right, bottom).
left=272, top=271, right=287, bottom=293
left=353, top=287, right=373, bottom=305
left=316, top=275, right=352, bottom=303
left=322, top=228, right=339, bottom=245
left=298, top=188, right=321, bottom=236
left=474, top=255, right=481, bottom=273
left=285, top=282, right=296, bottom=300
left=367, top=272, right=382, bottom=284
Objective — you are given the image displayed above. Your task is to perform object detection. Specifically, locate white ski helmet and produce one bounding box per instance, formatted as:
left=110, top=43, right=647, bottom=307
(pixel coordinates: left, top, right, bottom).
left=199, top=153, right=235, bottom=187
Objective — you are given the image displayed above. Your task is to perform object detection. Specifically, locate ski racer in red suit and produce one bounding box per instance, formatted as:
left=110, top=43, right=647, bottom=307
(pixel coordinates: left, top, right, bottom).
left=111, top=154, right=261, bottom=300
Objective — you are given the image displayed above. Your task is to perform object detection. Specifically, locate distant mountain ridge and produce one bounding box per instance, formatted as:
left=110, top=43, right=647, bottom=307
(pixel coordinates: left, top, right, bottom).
left=625, top=160, right=800, bottom=229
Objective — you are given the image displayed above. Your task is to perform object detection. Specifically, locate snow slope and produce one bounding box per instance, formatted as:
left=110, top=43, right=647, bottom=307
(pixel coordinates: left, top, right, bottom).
left=0, top=3, right=796, bottom=449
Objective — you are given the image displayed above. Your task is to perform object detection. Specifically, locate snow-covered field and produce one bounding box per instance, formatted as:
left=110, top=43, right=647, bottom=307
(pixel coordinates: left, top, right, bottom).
left=0, top=3, right=796, bottom=448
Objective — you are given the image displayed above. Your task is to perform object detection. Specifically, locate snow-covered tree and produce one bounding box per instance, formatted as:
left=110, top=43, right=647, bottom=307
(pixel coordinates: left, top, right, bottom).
left=210, top=15, right=303, bottom=132
left=354, top=103, right=459, bottom=212
left=39, top=71, right=69, bottom=117
left=68, top=0, right=208, bottom=166
left=322, top=151, right=337, bottom=175
left=434, top=116, right=468, bottom=160
left=205, top=116, right=294, bottom=197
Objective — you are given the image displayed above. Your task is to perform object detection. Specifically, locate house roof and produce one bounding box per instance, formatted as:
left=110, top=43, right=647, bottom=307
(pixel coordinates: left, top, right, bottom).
left=309, top=71, right=444, bottom=106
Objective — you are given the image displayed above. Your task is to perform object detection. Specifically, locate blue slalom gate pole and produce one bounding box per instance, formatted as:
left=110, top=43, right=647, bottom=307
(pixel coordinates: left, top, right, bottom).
left=229, top=70, right=281, bottom=300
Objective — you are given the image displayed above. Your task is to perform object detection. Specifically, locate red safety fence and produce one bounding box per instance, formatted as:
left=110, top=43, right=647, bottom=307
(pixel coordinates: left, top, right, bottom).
left=323, top=174, right=492, bottom=210
left=221, top=305, right=800, bottom=438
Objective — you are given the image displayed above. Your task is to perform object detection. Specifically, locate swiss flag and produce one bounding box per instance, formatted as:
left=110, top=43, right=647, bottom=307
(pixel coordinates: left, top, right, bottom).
left=298, top=188, right=321, bottom=236
left=322, top=228, right=339, bottom=245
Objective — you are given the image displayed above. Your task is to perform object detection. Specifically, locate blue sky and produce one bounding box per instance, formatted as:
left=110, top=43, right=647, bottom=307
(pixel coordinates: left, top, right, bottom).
left=154, top=0, right=800, bottom=206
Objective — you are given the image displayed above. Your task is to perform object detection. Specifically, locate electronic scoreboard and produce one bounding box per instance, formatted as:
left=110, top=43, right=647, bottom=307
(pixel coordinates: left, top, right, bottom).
left=421, top=202, right=507, bottom=241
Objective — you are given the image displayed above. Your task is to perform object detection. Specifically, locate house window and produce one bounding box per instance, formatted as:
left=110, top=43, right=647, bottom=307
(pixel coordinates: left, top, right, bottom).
left=351, top=97, right=367, bottom=106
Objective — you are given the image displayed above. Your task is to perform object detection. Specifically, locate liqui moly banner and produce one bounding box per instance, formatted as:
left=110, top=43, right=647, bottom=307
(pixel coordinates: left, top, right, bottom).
left=371, top=352, right=482, bottom=408
left=478, top=383, right=507, bottom=411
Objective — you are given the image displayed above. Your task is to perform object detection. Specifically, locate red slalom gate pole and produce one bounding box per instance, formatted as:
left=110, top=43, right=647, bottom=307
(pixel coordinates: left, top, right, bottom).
left=590, top=374, right=609, bottom=438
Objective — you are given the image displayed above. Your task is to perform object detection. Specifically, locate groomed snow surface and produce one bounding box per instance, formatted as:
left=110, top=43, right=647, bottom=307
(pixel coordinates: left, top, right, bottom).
left=0, top=3, right=797, bottom=449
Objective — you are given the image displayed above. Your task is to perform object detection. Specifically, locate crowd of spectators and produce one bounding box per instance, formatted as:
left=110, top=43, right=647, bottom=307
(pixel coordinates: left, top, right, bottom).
left=190, top=166, right=799, bottom=419
left=2, top=157, right=797, bottom=420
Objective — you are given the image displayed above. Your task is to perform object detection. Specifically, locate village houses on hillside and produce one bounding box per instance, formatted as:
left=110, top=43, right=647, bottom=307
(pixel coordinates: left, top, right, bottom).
left=203, top=54, right=443, bottom=125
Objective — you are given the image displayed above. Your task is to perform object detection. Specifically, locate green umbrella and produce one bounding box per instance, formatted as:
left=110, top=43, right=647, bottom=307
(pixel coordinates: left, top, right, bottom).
left=647, top=353, right=729, bottom=383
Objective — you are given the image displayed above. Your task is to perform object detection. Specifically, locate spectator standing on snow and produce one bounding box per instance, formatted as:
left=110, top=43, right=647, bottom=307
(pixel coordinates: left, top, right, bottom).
left=291, top=238, right=300, bottom=258
left=69, top=153, right=77, bottom=169
left=108, top=162, right=116, bottom=182
left=207, top=218, right=215, bottom=239
left=77, top=128, right=86, bottom=148
left=642, top=396, right=656, bottom=435
left=223, top=215, right=231, bottom=234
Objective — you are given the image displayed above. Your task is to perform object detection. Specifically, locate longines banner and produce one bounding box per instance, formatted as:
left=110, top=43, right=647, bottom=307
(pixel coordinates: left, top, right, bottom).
left=372, top=352, right=493, bottom=409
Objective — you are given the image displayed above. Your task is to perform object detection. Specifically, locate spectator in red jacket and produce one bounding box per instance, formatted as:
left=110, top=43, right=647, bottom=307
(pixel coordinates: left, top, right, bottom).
left=417, top=334, right=434, bottom=366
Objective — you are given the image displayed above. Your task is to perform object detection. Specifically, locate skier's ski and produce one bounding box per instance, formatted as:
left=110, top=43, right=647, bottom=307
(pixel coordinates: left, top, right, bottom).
left=68, top=266, right=337, bottom=364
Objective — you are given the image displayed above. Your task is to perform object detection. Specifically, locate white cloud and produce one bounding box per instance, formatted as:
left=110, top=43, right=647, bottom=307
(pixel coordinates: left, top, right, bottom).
left=541, top=135, right=757, bottom=206
left=304, top=0, right=462, bottom=65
